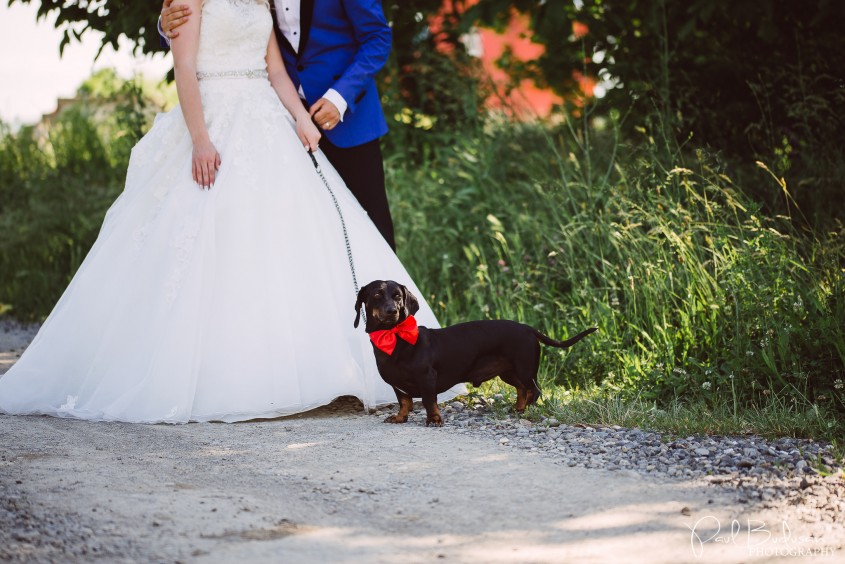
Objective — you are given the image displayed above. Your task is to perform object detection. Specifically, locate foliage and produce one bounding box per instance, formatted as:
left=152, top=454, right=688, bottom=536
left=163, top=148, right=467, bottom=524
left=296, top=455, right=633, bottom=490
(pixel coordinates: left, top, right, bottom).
left=462, top=0, right=845, bottom=225
left=386, top=108, right=845, bottom=436
left=379, top=1, right=489, bottom=161
left=10, top=0, right=166, bottom=56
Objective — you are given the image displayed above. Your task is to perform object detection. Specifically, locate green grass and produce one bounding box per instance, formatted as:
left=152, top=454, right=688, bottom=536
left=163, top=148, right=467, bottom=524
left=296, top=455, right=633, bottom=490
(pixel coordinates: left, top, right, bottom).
left=475, top=376, right=843, bottom=444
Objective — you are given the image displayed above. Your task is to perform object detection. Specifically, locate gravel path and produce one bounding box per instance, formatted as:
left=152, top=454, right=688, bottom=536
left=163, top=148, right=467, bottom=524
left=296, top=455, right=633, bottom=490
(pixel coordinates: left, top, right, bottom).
left=1, top=319, right=843, bottom=562
left=404, top=399, right=844, bottom=523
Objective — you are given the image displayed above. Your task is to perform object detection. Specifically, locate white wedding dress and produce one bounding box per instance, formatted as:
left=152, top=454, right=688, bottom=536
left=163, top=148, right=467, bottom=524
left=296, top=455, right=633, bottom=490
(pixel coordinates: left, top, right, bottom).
left=0, top=0, right=459, bottom=423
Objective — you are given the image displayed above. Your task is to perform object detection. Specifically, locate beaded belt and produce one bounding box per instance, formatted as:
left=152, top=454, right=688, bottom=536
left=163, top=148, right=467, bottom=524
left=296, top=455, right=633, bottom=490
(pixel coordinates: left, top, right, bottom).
left=196, top=69, right=268, bottom=80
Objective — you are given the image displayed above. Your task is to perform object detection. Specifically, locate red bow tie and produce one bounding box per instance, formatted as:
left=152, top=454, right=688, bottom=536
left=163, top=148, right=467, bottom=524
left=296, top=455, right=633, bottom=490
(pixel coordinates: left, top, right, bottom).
left=369, top=316, right=419, bottom=355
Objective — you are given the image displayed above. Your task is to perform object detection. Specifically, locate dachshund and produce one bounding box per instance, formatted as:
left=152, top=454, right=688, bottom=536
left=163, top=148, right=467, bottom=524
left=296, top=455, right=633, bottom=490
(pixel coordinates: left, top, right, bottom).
left=354, top=280, right=596, bottom=426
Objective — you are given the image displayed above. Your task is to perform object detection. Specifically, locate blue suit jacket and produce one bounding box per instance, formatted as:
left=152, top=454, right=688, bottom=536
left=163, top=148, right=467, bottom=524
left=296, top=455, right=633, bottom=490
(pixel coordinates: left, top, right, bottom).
left=270, top=0, right=391, bottom=148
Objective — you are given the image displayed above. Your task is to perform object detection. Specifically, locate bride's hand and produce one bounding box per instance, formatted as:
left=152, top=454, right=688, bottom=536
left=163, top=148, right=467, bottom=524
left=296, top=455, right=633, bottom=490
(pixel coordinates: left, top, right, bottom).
left=296, top=118, right=321, bottom=152
left=192, top=139, right=221, bottom=190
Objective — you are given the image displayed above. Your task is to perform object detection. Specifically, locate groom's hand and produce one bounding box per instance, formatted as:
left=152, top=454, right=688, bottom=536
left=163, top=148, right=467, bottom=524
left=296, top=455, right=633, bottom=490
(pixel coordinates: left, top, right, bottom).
left=161, top=0, right=192, bottom=40
left=310, top=99, right=341, bottom=131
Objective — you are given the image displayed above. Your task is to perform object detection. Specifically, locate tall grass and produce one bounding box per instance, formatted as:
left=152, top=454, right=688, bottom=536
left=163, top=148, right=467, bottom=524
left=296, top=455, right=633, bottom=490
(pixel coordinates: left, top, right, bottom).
left=387, top=114, right=845, bottom=441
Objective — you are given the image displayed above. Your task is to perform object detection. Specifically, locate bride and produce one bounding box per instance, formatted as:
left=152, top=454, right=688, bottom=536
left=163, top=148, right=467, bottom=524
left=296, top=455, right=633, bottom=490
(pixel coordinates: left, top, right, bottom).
left=0, top=0, right=458, bottom=423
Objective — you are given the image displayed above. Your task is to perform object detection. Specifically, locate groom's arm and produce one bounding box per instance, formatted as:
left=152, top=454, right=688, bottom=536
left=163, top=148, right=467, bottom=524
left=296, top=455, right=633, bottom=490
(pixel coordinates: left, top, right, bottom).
left=329, top=0, right=392, bottom=114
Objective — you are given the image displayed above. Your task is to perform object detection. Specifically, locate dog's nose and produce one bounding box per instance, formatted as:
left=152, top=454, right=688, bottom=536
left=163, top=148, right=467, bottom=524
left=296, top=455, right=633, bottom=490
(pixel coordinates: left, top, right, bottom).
left=385, top=307, right=397, bottom=315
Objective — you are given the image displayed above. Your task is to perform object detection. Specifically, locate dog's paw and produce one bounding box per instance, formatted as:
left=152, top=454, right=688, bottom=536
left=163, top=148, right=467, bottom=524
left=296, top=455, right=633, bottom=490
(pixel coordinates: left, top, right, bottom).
left=425, top=415, right=443, bottom=427
left=384, top=414, right=408, bottom=424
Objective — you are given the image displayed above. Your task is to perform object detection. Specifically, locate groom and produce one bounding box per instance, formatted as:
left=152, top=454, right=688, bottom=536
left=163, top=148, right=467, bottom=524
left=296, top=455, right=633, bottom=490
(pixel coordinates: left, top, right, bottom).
left=160, top=0, right=396, bottom=250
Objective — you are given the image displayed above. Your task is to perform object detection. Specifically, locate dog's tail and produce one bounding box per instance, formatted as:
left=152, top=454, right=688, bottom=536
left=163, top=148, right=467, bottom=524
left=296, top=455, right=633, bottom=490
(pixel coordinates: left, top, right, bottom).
left=533, top=327, right=597, bottom=349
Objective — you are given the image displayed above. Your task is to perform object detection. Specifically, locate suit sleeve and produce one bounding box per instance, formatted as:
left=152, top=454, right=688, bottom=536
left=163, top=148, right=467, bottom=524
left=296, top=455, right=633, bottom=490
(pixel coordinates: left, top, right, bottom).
left=158, top=16, right=172, bottom=50
left=331, top=0, right=392, bottom=114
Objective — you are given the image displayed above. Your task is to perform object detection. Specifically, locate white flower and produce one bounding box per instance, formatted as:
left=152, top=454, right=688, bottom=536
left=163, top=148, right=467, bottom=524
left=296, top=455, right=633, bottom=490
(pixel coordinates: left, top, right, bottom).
left=701, top=382, right=712, bottom=391
left=835, top=379, right=844, bottom=390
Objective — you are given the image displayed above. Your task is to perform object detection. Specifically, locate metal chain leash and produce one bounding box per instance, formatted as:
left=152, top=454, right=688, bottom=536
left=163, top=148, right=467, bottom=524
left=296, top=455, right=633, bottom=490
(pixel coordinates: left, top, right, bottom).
left=307, top=149, right=359, bottom=296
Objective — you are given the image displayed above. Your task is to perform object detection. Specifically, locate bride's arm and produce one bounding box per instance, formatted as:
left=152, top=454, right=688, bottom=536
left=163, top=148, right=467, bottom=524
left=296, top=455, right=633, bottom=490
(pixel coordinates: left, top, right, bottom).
left=171, top=0, right=220, bottom=189
left=265, top=32, right=321, bottom=151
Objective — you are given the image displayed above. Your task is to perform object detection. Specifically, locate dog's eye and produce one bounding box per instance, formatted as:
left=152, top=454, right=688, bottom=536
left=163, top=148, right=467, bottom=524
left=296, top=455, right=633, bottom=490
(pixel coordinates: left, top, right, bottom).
left=393, top=294, right=401, bottom=300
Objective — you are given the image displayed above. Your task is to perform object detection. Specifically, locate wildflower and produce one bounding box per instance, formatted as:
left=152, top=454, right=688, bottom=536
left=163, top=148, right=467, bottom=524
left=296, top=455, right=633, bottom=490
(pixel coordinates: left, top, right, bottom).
left=835, top=379, right=844, bottom=390
left=729, top=372, right=735, bottom=379
left=763, top=389, right=771, bottom=396
left=656, top=363, right=664, bottom=370
left=746, top=350, right=755, bottom=357
left=817, top=395, right=827, bottom=401
left=792, top=297, right=803, bottom=312
left=701, top=382, right=712, bottom=391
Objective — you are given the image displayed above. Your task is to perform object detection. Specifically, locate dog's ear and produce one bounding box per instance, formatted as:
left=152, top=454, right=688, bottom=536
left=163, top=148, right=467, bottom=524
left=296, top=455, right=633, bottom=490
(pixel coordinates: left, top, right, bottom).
left=401, top=285, right=420, bottom=317
left=354, top=285, right=369, bottom=328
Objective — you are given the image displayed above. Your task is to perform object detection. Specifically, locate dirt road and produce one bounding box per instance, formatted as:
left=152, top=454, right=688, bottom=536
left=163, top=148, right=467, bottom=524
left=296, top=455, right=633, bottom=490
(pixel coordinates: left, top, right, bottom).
left=1, top=322, right=843, bottom=563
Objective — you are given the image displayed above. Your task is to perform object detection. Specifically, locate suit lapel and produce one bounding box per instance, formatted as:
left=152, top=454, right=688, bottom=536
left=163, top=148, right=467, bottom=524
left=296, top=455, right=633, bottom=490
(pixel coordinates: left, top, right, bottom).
left=298, top=0, right=315, bottom=58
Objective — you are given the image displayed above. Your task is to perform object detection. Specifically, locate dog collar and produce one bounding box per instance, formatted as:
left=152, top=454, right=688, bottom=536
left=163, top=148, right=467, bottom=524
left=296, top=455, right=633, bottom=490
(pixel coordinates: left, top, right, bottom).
left=369, top=316, right=419, bottom=355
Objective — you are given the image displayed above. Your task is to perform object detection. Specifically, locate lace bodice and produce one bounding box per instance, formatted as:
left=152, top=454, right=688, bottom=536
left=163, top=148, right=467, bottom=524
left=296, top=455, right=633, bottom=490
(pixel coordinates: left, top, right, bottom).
left=196, top=0, right=272, bottom=74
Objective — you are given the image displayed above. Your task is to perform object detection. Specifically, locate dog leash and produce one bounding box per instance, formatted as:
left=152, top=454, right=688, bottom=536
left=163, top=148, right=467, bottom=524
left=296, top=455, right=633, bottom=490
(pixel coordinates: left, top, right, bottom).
left=307, top=149, right=359, bottom=296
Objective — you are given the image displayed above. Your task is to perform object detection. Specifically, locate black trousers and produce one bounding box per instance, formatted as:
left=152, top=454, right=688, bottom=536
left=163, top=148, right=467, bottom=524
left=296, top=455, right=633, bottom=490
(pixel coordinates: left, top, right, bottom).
left=319, top=136, right=396, bottom=251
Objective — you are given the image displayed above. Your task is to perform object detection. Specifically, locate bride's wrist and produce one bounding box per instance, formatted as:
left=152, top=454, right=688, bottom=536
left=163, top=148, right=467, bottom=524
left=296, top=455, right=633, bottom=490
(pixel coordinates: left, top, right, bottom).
left=293, top=110, right=311, bottom=124
left=191, top=132, right=211, bottom=145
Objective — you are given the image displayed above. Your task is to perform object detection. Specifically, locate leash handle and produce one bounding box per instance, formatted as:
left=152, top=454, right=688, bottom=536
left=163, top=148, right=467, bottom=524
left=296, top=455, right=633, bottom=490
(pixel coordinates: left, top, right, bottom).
left=306, top=149, right=359, bottom=296
left=307, top=148, right=321, bottom=173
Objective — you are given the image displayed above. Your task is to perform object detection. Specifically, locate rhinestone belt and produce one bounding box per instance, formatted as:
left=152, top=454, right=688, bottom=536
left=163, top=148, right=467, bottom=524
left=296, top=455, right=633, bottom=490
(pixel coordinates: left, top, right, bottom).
left=196, top=69, right=268, bottom=80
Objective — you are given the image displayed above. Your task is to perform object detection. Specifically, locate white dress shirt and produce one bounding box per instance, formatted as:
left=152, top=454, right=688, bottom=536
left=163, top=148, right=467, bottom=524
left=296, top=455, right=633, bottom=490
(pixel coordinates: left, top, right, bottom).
left=273, top=0, right=347, bottom=120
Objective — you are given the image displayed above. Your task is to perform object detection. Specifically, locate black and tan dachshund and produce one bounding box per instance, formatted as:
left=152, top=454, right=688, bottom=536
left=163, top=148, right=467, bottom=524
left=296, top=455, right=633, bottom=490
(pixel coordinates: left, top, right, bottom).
left=354, top=280, right=597, bottom=427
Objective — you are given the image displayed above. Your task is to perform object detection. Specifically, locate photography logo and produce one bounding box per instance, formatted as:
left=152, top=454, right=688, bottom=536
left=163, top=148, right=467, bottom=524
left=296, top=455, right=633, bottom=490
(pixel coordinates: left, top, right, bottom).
left=687, top=516, right=835, bottom=558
